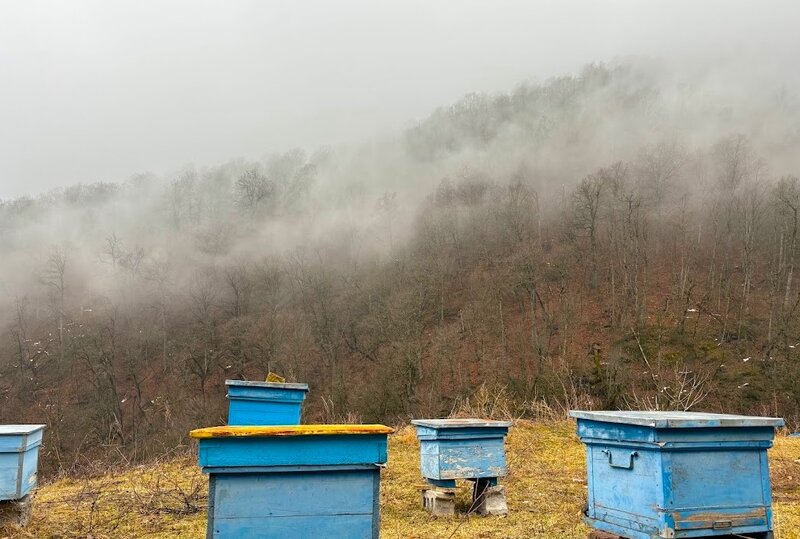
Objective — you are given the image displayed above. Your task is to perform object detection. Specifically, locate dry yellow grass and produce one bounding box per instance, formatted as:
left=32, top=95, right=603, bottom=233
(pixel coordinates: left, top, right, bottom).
left=4, top=454, right=208, bottom=539
left=3, top=421, right=799, bottom=538
left=382, top=421, right=590, bottom=539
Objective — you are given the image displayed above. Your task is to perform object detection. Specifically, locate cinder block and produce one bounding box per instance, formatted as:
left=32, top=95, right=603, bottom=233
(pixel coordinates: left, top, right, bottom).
left=421, top=488, right=456, bottom=517
left=0, top=494, right=33, bottom=528
left=474, top=484, right=508, bottom=516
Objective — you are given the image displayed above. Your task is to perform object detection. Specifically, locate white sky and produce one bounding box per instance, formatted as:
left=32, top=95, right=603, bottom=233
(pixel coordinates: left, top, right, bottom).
left=0, top=0, right=798, bottom=199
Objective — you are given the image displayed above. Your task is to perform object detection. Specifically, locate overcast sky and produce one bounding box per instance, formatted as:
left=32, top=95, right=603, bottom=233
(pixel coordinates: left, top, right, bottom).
left=0, top=0, right=798, bottom=199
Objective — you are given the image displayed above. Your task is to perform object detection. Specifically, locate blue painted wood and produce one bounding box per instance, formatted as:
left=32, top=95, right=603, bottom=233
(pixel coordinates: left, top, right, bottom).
left=208, top=470, right=377, bottom=539
left=198, top=435, right=388, bottom=469
left=570, top=410, right=783, bottom=539
left=193, top=426, right=390, bottom=539
left=0, top=425, right=45, bottom=501
left=411, top=419, right=511, bottom=481
left=225, top=380, right=308, bottom=426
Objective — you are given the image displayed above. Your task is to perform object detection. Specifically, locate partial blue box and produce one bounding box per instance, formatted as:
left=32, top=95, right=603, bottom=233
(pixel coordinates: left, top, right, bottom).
left=0, top=425, right=45, bottom=501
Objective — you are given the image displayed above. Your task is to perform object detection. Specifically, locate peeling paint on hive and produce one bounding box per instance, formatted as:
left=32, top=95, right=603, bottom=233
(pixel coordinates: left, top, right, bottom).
left=411, top=418, right=511, bottom=481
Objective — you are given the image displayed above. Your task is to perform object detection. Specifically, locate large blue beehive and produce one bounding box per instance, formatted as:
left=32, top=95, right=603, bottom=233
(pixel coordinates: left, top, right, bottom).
left=570, top=410, right=784, bottom=539
left=225, top=380, right=308, bottom=426
left=190, top=424, right=393, bottom=539
left=411, top=419, right=511, bottom=484
left=0, top=425, right=45, bottom=501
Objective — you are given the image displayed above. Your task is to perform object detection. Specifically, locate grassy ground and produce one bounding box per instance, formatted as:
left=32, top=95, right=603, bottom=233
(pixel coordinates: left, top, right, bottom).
left=3, top=420, right=799, bottom=538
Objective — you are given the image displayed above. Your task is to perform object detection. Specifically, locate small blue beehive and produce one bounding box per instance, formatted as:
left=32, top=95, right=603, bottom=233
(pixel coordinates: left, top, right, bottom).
left=0, top=425, right=45, bottom=501
left=190, top=424, right=393, bottom=539
left=225, top=379, right=308, bottom=425
left=412, top=419, right=512, bottom=516
left=570, top=410, right=784, bottom=539
left=411, top=419, right=512, bottom=484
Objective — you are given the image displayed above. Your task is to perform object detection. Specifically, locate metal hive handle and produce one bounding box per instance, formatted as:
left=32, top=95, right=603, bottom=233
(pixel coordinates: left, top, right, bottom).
left=601, top=449, right=638, bottom=469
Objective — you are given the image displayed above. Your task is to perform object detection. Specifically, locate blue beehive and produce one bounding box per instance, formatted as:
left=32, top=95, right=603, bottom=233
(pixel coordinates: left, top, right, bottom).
left=411, top=419, right=512, bottom=484
left=190, top=424, right=393, bottom=539
left=570, top=410, right=784, bottom=539
left=411, top=419, right=512, bottom=516
left=0, top=425, right=45, bottom=501
left=225, top=379, right=308, bottom=425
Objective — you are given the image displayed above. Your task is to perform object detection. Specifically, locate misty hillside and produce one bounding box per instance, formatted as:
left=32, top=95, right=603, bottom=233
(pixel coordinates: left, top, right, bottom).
left=2, top=60, right=800, bottom=472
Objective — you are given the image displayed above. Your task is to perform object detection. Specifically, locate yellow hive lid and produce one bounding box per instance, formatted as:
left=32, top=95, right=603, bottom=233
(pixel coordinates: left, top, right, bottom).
left=190, top=424, right=394, bottom=439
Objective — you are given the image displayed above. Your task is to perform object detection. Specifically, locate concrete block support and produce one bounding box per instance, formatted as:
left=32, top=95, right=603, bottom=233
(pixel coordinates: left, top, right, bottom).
left=473, top=482, right=508, bottom=516
left=421, top=488, right=456, bottom=517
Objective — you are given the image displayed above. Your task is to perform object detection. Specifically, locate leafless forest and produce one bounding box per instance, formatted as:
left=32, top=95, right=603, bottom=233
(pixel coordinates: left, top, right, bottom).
left=2, top=60, right=800, bottom=472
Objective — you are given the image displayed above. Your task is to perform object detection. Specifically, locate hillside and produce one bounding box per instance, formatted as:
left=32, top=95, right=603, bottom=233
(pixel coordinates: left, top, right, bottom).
left=3, top=421, right=800, bottom=539
left=3, top=61, right=800, bottom=478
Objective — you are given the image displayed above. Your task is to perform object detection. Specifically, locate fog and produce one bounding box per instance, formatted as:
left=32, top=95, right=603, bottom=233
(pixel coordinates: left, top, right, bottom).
left=1, top=0, right=799, bottom=198
left=4, top=1, right=800, bottom=469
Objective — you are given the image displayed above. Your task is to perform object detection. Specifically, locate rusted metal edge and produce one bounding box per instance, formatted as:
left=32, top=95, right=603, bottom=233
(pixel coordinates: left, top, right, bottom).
left=190, top=424, right=395, bottom=439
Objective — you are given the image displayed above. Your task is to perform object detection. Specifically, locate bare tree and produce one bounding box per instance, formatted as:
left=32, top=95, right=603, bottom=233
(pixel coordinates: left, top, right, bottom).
left=103, top=233, right=123, bottom=271
left=42, top=246, right=68, bottom=363
left=235, top=167, right=273, bottom=214
left=636, top=140, right=685, bottom=209
left=223, top=263, right=253, bottom=318
left=770, top=176, right=800, bottom=359
left=168, top=170, right=200, bottom=231
left=572, top=174, right=604, bottom=289
left=184, top=269, right=222, bottom=400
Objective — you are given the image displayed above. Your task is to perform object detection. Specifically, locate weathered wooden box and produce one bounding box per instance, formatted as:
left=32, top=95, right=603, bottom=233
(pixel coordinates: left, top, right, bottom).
left=0, top=425, right=45, bottom=501
left=411, top=419, right=511, bottom=482
left=190, top=424, right=393, bottom=539
left=570, top=410, right=784, bottom=539
left=225, top=380, right=308, bottom=425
